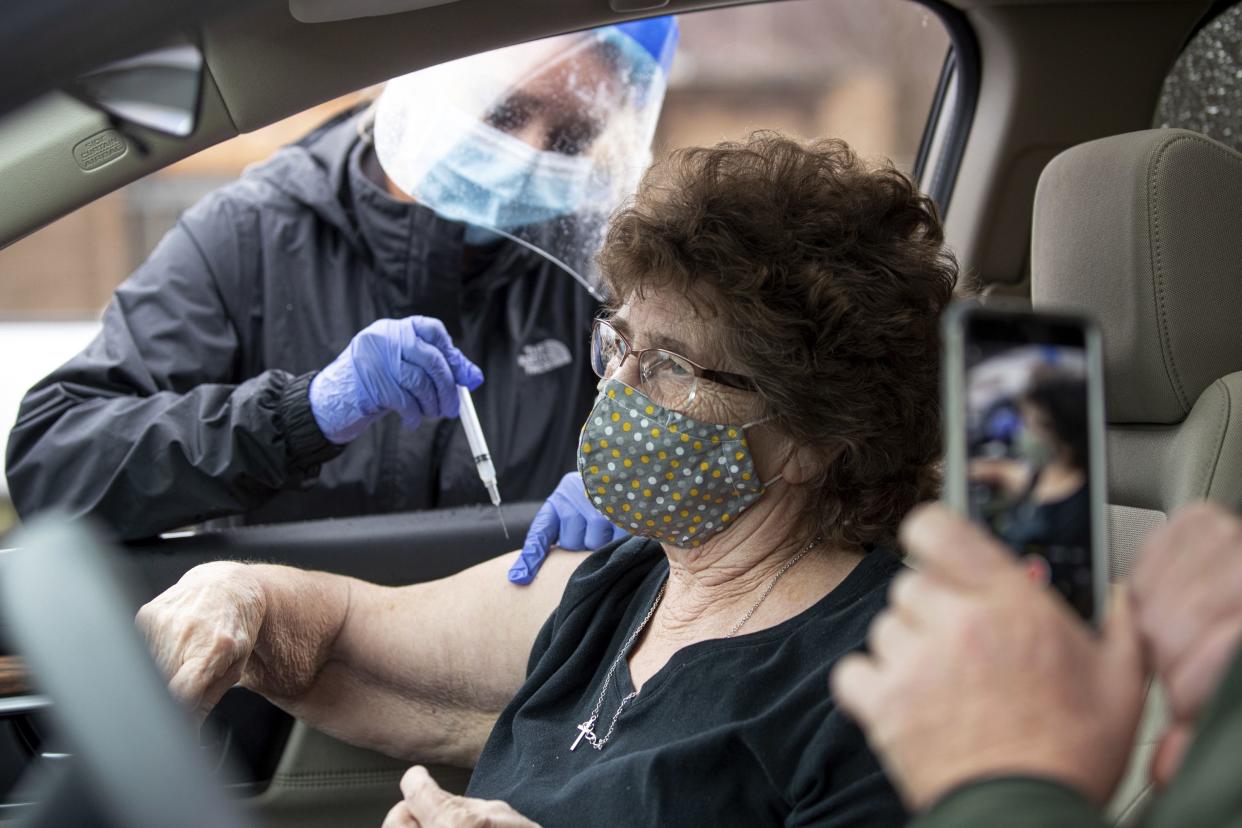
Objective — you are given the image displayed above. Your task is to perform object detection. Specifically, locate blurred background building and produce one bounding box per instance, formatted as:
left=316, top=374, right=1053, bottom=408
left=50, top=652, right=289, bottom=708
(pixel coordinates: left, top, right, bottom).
left=0, top=0, right=949, bottom=531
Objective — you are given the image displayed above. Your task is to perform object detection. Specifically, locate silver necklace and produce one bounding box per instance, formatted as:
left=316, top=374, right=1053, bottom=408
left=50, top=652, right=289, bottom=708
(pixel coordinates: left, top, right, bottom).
left=571, top=536, right=821, bottom=752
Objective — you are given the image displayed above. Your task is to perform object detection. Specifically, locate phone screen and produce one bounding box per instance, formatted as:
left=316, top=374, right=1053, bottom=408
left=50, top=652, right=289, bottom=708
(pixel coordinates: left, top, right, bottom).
left=963, top=314, right=1096, bottom=619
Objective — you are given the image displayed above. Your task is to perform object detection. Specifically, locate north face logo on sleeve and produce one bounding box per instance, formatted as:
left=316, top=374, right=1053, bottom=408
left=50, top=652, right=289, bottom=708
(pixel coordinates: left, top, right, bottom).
left=517, top=339, right=573, bottom=376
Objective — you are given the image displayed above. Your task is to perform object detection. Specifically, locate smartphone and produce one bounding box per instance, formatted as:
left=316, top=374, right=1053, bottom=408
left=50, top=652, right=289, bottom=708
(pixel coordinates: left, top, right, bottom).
left=941, top=301, right=1109, bottom=624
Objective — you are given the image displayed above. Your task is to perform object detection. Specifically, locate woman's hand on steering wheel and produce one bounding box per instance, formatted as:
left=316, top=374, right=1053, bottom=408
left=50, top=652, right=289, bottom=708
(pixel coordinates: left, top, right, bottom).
left=135, top=561, right=267, bottom=722
left=383, top=766, right=540, bottom=828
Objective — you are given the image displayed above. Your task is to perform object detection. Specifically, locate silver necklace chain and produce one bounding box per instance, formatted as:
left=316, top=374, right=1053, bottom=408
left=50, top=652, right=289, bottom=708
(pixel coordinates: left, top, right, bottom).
left=571, top=536, right=821, bottom=753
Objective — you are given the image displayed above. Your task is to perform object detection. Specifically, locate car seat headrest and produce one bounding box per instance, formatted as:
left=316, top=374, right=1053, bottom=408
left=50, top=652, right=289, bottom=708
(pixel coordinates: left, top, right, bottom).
left=1032, top=129, right=1242, bottom=424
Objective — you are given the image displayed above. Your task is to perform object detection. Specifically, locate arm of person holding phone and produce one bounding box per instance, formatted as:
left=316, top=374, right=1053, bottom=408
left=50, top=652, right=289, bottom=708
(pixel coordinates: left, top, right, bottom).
left=831, top=504, right=1242, bottom=828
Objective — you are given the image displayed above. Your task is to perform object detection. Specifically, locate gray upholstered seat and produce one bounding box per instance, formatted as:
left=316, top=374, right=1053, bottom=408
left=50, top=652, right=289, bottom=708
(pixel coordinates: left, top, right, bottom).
left=1031, top=128, right=1242, bottom=821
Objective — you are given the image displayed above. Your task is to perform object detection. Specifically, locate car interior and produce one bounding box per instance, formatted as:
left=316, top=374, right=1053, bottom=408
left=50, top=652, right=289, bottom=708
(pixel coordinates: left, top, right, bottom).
left=1, top=0, right=1241, bottom=825
left=1030, top=125, right=1242, bottom=821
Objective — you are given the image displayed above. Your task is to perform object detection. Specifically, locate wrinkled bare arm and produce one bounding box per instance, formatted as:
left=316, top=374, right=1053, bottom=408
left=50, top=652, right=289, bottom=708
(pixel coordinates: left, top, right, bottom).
left=242, top=551, right=584, bottom=766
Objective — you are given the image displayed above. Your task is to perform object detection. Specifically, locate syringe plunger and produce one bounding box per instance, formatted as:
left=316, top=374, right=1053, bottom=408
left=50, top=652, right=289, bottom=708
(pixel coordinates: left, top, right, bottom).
left=457, top=386, right=509, bottom=539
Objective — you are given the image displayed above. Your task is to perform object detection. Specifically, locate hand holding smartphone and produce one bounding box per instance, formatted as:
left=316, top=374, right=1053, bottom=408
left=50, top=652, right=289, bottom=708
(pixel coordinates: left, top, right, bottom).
left=941, top=302, right=1109, bottom=623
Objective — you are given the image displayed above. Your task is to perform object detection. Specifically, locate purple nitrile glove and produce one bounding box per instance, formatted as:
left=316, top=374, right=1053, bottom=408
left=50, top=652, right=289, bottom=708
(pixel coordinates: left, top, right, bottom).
left=309, top=316, right=483, bottom=445
left=508, top=471, right=629, bottom=584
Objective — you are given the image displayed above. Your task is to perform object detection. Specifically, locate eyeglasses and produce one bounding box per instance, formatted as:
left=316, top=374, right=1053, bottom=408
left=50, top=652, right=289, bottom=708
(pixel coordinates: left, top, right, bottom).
left=590, top=318, right=757, bottom=411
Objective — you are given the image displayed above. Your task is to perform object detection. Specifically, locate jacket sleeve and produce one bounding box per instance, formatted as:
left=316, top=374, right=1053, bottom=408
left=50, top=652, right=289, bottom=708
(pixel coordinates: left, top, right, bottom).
left=911, top=778, right=1107, bottom=828
left=4, top=196, right=342, bottom=540
left=914, top=644, right=1242, bottom=828
left=1142, top=644, right=1242, bottom=828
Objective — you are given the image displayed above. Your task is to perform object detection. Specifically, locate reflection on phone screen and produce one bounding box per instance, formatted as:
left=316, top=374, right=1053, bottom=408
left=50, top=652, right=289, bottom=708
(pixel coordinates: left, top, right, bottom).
left=965, top=333, right=1094, bottom=618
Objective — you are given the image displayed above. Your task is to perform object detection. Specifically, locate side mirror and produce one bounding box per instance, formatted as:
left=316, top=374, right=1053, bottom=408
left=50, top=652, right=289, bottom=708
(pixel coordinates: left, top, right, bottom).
left=65, top=39, right=204, bottom=138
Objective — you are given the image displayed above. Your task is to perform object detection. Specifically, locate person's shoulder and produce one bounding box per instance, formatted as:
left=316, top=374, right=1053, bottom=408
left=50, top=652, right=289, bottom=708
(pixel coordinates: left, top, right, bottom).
left=854, top=545, right=904, bottom=601
left=558, top=536, right=664, bottom=613
left=807, top=545, right=905, bottom=630
left=173, top=171, right=304, bottom=250
left=738, top=547, right=902, bottom=702
left=782, top=547, right=908, bottom=826
left=523, top=537, right=663, bottom=678
left=787, top=545, right=904, bottom=713
left=762, top=547, right=903, bottom=716
left=182, top=112, right=361, bottom=234
left=171, top=142, right=355, bottom=279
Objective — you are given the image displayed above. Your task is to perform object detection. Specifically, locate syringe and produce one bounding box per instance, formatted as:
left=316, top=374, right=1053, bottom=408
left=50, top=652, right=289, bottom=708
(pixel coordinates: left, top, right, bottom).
left=457, top=385, right=509, bottom=539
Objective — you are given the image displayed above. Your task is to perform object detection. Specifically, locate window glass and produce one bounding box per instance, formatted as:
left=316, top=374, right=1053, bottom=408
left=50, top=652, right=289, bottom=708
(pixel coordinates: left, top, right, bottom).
left=1155, top=5, right=1242, bottom=151
left=658, top=0, right=947, bottom=167
left=0, top=0, right=948, bottom=532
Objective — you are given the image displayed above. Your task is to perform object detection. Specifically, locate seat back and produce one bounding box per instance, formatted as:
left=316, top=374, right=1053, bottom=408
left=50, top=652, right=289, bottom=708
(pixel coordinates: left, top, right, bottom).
left=1031, top=128, right=1242, bottom=821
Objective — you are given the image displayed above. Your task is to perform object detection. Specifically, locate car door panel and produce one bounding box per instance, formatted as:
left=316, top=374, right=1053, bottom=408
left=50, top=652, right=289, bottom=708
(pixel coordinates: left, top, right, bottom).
left=242, top=722, right=472, bottom=828
left=124, top=502, right=541, bottom=600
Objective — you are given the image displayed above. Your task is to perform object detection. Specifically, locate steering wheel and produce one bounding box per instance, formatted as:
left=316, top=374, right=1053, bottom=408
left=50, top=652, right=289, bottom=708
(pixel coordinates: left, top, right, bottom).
left=0, top=517, right=251, bottom=828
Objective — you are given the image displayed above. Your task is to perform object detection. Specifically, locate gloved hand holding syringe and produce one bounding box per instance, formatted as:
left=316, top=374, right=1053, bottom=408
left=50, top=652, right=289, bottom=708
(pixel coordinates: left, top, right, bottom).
left=457, top=385, right=509, bottom=539
left=305, top=313, right=507, bottom=537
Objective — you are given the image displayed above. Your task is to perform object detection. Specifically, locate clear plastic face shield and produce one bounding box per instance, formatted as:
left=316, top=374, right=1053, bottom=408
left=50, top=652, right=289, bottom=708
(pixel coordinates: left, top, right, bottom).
left=373, top=17, right=678, bottom=299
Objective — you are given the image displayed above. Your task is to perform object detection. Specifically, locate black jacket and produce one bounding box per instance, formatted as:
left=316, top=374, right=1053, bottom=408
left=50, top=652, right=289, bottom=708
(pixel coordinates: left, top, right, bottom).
left=4, top=112, right=600, bottom=540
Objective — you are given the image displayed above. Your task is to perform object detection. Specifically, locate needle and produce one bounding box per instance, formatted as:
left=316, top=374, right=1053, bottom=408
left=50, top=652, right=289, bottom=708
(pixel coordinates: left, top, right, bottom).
left=497, top=504, right=510, bottom=540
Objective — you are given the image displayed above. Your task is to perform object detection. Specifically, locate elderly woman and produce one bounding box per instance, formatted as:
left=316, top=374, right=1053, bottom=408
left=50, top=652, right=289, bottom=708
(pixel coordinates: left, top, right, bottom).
left=138, top=133, right=956, bottom=827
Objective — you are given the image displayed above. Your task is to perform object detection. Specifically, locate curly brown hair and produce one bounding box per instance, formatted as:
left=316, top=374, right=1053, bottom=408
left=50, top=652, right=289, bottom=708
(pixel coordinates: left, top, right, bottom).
left=598, top=132, right=958, bottom=549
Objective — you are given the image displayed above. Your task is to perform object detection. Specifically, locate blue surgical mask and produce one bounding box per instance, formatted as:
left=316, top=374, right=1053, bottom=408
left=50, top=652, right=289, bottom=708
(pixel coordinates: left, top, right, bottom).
left=463, top=224, right=505, bottom=247
left=416, top=120, right=594, bottom=232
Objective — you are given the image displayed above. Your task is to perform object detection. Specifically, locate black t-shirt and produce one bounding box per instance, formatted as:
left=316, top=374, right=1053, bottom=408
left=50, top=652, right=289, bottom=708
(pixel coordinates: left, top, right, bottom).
left=1002, top=476, right=1090, bottom=552
left=467, top=537, right=907, bottom=827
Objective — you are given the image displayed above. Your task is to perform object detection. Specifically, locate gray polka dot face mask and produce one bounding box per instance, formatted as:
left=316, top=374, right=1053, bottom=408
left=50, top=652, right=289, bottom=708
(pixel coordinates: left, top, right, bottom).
left=577, top=378, right=770, bottom=548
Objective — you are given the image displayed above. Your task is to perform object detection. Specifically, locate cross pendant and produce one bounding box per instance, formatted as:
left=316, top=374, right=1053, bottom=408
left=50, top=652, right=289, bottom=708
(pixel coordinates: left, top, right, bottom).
left=571, top=721, right=595, bottom=751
